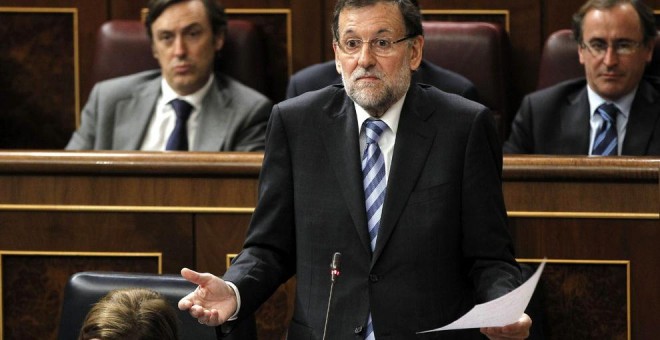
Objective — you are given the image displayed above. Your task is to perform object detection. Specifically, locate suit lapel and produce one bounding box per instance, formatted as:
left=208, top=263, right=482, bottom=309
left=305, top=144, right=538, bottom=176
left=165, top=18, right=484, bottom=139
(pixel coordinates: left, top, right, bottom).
left=114, top=77, right=161, bottom=150
left=623, top=80, right=660, bottom=155
left=373, top=87, right=435, bottom=263
left=319, top=92, right=372, bottom=255
left=195, top=77, right=231, bottom=151
left=561, top=88, right=591, bottom=154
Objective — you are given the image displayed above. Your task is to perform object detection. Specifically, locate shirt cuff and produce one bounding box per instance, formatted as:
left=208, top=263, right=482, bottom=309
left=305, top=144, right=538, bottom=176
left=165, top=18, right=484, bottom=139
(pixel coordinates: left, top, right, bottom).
left=225, top=281, right=241, bottom=321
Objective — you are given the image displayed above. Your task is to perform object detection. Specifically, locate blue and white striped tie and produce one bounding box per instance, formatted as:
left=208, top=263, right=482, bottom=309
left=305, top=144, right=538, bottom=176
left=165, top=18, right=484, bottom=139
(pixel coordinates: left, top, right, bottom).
left=592, top=103, right=619, bottom=156
left=361, top=119, right=387, bottom=340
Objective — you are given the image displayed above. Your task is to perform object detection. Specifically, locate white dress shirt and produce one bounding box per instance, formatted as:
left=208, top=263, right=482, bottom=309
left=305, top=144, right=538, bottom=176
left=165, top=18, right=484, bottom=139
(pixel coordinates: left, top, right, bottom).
left=586, top=85, right=635, bottom=155
left=355, top=94, right=406, bottom=180
left=140, top=74, right=214, bottom=150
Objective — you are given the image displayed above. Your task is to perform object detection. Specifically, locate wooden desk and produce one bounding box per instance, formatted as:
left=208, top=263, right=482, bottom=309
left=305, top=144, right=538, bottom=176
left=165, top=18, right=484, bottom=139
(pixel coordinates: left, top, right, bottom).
left=0, top=152, right=658, bottom=339
left=0, top=151, right=273, bottom=339
left=504, top=156, right=660, bottom=339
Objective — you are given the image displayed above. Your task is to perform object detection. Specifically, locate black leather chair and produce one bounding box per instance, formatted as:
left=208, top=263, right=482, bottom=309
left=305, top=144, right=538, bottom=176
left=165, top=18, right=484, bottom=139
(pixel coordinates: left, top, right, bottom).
left=57, top=271, right=257, bottom=340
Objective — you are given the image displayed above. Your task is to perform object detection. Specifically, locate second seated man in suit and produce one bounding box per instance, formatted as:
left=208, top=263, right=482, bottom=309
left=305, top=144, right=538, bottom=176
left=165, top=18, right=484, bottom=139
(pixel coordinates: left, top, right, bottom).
left=66, top=0, right=272, bottom=151
left=179, top=0, right=531, bottom=339
left=504, top=0, right=660, bottom=155
left=284, top=0, right=479, bottom=102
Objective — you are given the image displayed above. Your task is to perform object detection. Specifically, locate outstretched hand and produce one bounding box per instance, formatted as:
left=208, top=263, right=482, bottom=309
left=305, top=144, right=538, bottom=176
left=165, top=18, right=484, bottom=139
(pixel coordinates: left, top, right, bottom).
left=178, top=268, right=238, bottom=326
left=480, top=313, right=532, bottom=340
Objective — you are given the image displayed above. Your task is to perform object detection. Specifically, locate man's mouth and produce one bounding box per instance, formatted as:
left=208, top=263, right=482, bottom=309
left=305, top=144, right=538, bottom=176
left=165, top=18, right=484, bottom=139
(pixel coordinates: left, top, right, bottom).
left=173, top=64, right=192, bottom=74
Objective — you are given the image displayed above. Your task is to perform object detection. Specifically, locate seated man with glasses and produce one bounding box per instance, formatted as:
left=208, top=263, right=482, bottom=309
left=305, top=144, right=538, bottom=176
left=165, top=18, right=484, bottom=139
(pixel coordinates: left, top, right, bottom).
left=504, top=0, right=660, bottom=155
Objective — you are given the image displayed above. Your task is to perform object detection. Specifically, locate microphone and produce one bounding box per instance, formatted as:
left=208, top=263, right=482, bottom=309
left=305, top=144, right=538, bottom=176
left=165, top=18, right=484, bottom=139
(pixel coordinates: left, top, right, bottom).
left=330, top=252, right=341, bottom=282
left=322, top=252, right=341, bottom=340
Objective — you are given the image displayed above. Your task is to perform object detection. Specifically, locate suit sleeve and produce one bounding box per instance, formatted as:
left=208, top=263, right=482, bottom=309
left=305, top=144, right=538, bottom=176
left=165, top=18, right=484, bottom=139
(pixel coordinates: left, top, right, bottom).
left=503, top=95, right=535, bottom=154
left=460, top=84, right=480, bottom=103
left=463, top=108, right=522, bottom=302
left=65, top=84, right=101, bottom=150
left=222, top=104, right=297, bottom=318
left=231, top=96, right=273, bottom=152
left=285, top=74, right=299, bottom=99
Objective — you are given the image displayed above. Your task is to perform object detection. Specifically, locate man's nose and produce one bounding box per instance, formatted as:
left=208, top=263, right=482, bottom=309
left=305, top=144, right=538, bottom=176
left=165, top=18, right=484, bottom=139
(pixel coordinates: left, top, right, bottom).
left=173, top=35, right=187, bottom=57
left=602, top=46, right=620, bottom=66
left=356, top=42, right=377, bottom=68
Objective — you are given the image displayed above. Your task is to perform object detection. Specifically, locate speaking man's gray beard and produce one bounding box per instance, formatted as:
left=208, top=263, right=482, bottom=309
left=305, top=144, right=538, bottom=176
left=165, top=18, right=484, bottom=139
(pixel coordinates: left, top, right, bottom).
left=342, top=64, right=411, bottom=117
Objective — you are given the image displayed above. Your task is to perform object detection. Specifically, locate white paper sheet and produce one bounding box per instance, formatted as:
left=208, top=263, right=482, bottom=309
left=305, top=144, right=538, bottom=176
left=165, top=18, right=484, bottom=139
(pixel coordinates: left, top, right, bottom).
left=418, top=259, right=546, bottom=333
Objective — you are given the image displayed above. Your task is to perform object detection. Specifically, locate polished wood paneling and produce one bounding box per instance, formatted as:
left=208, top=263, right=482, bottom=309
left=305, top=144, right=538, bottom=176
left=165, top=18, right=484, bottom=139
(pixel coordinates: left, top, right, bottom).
left=504, top=156, right=660, bottom=339
left=0, top=0, right=108, bottom=150
left=0, top=209, right=190, bottom=339
left=0, top=9, right=76, bottom=149
left=1, top=152, right=659, bottom=338
left=197, top=214, right=295, bottom=340
left=0, top=151, right=260, bottom=208
left=519, top=260, right=629, bottom=339
left=0, top=152, right=264, bottom=339
left=1, top=251, right=160, bottom=339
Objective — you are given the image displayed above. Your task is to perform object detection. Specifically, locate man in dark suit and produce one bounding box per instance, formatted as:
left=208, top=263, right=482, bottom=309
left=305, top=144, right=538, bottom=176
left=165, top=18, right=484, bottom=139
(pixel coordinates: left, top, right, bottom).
left=66, top=0, right=272, bottom=151
left=179, top=0, right=531, bottom=339
left=286, top=59, right=479, bottom=102
left=504, top=0, right=660, bottom=155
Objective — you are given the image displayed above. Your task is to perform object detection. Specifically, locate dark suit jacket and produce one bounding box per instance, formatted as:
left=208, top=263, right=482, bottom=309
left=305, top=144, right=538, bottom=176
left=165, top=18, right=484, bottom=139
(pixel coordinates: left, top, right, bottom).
left=66, top=70, right=272, bottom=151
left=223, top=84, right=521, bottom=339
left=285, top=60, right=479, bottom=102
left=504, top=77, right=660, bottom=155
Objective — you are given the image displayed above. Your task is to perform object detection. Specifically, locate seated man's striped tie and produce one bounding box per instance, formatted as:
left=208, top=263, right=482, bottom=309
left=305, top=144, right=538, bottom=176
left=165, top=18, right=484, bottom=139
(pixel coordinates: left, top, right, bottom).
left=591, top=103, right=619, bottom=156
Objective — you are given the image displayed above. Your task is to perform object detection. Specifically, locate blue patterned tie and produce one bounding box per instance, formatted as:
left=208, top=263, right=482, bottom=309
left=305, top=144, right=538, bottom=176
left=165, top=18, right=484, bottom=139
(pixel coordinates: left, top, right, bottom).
left=361, top=119, right=387, bottom=340
left=166, top=99, right=194, bottom=151
left=591, top=103, right=618, bottom=156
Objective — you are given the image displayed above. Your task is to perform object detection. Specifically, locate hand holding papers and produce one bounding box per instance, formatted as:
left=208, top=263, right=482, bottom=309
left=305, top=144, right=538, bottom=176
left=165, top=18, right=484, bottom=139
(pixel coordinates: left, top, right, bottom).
left=418, top=260, right=546, bottom=333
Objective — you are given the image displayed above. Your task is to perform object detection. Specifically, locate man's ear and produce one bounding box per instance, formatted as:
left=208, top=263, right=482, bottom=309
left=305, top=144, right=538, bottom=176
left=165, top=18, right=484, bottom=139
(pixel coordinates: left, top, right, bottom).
left=214, top=32, right=225, bottom=52
left=409, top=35, right=424, bottom=71
left=333, top=43, right=342, bottom=74
left=578, top=44, right=586, bottom=65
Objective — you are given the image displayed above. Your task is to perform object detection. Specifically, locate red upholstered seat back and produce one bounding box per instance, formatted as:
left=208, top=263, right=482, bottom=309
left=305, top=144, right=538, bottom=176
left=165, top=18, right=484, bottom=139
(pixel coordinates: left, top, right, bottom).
left=423, top=21, right=511, bottom=136
left=536, top=29, right=583, bottom=90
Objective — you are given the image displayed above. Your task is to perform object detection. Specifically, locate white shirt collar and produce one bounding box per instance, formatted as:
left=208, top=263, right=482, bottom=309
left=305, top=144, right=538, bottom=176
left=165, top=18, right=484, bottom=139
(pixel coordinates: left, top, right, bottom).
left=586, top=84, right=636, bottom=119
left=161, top=73, right=215, bottom=110
left=355, top=94, right=406, bottom=133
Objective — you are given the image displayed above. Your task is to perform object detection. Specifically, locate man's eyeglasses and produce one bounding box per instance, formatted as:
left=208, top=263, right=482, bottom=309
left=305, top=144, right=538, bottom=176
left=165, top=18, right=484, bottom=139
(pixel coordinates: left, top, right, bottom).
left=336, top=34, right=416, bottom=56
left=580, top=39, right=644, bottom=57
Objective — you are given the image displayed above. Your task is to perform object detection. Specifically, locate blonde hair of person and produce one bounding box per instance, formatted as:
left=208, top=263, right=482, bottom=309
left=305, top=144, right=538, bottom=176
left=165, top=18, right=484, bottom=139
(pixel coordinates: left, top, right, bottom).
left=78, top=287, right=179, bottom=340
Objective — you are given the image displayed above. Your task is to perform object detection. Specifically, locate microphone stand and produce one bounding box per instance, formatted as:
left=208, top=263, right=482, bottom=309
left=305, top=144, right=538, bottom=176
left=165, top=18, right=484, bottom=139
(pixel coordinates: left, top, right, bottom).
left=322, top=252, right=341, bottom=340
